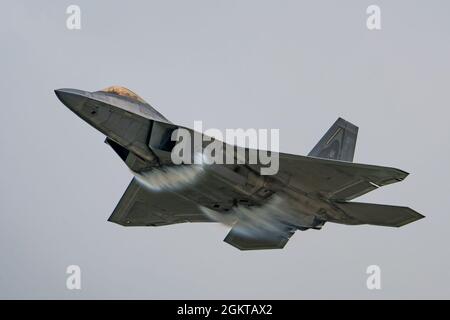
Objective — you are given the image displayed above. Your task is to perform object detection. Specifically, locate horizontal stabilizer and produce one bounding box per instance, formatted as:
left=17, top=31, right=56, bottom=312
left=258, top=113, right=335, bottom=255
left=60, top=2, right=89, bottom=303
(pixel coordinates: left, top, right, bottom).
left=336, top=202, right=424, bottom=227
left=224, top=223, right=296, bottom=250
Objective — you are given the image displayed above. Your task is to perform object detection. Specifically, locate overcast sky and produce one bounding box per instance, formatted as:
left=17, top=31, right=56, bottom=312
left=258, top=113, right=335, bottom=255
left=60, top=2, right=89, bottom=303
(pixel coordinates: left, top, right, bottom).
left=1, top=0, right=449, bottom=299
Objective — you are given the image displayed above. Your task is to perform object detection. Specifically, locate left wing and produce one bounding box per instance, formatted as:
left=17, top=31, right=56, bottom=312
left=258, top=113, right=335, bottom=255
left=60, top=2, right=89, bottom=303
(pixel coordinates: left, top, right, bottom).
left=108, top=178, right=212, bottom=226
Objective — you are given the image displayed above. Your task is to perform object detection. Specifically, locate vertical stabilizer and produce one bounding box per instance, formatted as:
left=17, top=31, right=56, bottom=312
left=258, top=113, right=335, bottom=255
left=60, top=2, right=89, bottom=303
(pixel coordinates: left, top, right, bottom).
left=308, top=118, right=358, bottom=162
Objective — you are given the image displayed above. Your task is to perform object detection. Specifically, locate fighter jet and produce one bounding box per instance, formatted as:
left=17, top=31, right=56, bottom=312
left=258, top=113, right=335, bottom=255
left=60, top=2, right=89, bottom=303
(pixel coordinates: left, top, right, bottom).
left=55, top=86, right=424, bottom=250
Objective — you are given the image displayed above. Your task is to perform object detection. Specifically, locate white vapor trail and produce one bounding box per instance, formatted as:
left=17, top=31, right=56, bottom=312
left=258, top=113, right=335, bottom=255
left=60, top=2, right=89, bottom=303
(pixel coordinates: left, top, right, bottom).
left=200, top=195, right=297, bottom=237
left=134, top=164, right=204, bottom=191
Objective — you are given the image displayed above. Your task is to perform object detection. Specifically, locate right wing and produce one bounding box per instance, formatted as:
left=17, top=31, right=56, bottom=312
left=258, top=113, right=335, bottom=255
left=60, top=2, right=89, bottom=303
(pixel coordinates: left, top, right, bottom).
left=255, top=153, right=410, bottom=201
left=108, top=178, right=212, bottom=226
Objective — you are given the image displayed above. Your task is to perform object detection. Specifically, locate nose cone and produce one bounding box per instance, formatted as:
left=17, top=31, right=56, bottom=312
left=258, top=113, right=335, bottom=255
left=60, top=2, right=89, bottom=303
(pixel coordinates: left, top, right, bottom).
left=55, top=88, right=114, bottom=136
left=54, top=88, right=88, bottom=112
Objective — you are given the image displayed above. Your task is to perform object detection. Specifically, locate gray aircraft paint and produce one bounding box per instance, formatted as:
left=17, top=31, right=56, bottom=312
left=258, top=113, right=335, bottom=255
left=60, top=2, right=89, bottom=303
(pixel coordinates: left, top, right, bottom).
left=55, top=87, right=423, bottom=250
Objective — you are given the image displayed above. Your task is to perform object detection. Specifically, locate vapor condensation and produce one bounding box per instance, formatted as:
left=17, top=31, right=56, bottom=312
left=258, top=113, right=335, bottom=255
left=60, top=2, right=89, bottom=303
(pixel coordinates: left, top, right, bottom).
left=134, top=164, right=204, bottom=191
left=200, top=194, right=303, bottom=237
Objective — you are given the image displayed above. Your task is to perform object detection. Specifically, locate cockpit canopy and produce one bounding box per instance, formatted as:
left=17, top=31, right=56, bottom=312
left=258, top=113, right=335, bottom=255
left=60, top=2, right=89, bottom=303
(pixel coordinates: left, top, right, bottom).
left=100, top=86, right=147, bottom=104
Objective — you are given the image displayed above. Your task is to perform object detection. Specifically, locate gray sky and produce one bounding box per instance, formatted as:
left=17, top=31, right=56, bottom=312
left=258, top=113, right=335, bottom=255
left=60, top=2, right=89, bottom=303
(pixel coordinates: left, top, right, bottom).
left=1, top=0, right=449, bottom=299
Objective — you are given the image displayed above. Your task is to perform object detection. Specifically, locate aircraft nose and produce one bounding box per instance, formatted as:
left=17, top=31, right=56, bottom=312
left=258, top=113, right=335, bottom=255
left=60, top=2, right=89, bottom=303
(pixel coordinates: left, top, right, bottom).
left=55, top=88, right=115, bottom=136
left=54, top=88, right=88, bottom=112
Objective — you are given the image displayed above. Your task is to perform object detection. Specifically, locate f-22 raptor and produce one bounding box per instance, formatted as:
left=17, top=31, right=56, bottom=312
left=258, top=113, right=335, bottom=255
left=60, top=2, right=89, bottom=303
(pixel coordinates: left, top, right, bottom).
left=55, top=86, right=424, bottom=250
